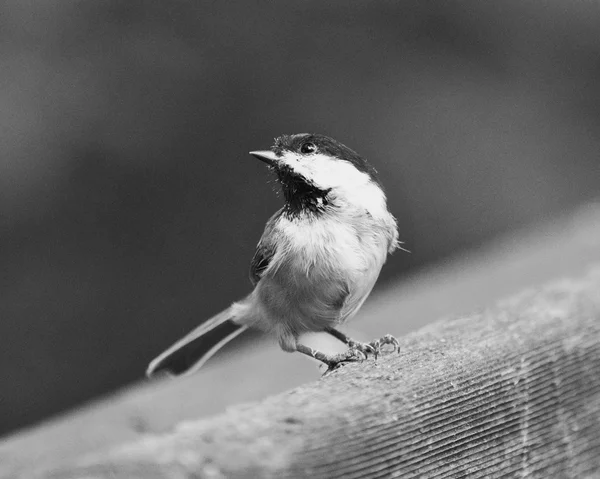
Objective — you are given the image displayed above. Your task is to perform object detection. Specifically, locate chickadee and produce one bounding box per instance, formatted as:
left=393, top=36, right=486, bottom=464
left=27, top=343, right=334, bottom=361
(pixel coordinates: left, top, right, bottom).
left=147, top=133, right=401, bottom=377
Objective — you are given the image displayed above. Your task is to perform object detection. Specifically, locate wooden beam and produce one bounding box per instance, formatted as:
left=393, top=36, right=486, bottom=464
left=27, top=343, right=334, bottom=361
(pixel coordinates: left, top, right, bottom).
left=21, top=267, right=600, bottom=478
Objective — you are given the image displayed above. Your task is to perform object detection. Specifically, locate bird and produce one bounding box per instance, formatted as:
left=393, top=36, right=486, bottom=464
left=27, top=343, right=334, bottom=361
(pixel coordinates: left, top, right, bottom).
left=146, top=133, right=402, bottom=378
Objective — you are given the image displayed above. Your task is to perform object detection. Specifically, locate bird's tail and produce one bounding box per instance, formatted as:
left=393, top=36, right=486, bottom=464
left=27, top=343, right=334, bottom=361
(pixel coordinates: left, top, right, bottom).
left=146, top=306, right=248, bottom=378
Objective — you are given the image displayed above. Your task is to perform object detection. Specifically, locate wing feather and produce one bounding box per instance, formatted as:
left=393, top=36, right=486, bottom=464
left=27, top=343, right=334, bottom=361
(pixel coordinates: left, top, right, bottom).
left=249, top=208, right=283, bottom=286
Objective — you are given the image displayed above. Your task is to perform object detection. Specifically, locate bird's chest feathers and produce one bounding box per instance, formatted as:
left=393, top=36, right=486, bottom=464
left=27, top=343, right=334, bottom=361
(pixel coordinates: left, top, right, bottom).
left=275, top=213, right=382, bottom=277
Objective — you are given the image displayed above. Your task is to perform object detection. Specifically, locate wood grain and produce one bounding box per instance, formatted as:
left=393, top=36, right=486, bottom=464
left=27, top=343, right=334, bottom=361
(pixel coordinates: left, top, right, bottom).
left=21, top=268, right=600, bottom=478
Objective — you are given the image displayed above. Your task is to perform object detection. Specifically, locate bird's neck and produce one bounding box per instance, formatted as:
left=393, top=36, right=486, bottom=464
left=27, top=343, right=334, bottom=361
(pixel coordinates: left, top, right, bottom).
left=282, top=188, right=330, bottom=217
left=278, top=171, right=331, bottom=218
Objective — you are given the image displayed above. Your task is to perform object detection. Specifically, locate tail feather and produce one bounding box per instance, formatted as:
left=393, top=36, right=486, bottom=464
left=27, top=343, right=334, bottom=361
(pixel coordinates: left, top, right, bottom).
left=146, top=307, right=247, bottom=378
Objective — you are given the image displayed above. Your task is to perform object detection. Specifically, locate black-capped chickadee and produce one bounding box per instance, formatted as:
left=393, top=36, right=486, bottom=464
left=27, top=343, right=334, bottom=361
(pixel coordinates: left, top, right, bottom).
left=147, top=133, right=401, bottom=377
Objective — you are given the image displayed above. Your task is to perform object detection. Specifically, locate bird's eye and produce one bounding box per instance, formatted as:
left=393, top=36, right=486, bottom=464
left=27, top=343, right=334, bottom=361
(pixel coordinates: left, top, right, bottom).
left=300, top=142, right=317, bottom=154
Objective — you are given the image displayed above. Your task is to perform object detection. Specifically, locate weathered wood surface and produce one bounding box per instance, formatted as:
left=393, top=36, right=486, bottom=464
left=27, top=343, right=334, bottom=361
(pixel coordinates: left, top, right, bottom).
left=2, top=204, right=600, bottom=478
left=15, top=266, right=600, bottom=478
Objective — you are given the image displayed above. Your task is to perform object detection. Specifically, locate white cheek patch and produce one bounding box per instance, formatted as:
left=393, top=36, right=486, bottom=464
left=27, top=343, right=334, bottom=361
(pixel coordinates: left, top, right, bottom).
left=278, top=152, right=311, bottom=178
left=309, top=155, right=387, bottom=218
left=279, top=153, right=369, bottom=189
left=309, top=155, right=368, bottom=188
left=278, top=152, right=387, bottom=218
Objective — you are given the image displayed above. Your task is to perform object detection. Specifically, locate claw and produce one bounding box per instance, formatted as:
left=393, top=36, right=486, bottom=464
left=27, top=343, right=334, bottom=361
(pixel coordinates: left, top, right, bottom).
left=323, top=347, right=365, bottom=373
left=343, top=333, right=400, bottom=360
left=379, top=334, right=400, bottom=353
left=368, top=334, right=400, bottom=357
left=347, top=339, right=377, bottom=358
left=370, top=339, right=381, bottom=359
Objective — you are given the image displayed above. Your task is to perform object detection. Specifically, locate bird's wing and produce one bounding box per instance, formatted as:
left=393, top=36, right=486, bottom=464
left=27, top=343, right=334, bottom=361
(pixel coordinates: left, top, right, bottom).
left=249, top=208, right=283, bottom=286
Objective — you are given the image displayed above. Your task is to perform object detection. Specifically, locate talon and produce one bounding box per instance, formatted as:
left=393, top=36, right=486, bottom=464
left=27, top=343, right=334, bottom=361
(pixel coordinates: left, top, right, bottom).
left=370, top=334, right=400, bottom=356
left=322, top=347, right=365, bottom=373
left=364, top=343, right=377, bottom=356
left=348, top=339, right=378, bottom=359
left=345, top=347, right=367, bottom=362
left=383, top=334, right=400, bottom=353
left=369, top=340, right=381, bottom=360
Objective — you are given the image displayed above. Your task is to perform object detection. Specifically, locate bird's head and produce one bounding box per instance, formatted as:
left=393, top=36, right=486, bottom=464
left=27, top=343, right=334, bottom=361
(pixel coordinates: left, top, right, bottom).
left=250, top=133, right=387, bottom=217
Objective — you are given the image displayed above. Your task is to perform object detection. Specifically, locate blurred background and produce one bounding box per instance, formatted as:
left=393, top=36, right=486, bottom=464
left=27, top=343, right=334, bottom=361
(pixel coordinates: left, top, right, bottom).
left=1, top=0, right=599, bottom=438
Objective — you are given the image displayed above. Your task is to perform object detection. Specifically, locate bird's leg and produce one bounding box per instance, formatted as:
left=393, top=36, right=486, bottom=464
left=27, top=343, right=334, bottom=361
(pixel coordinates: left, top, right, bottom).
left=324, top=327, right=400, bottom=359
left=295, top=342, right=366, bottom=371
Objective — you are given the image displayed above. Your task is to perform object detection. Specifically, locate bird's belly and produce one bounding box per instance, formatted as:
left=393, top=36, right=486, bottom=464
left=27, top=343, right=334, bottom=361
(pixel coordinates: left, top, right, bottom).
left=255, top=217, right=387, bottom=338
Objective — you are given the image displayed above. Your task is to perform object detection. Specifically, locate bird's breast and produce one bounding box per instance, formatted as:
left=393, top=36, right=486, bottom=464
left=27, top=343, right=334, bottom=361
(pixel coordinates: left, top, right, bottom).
left=279, top=213, right=383, bottom=276
left=252, top=210, right=389, bottom=331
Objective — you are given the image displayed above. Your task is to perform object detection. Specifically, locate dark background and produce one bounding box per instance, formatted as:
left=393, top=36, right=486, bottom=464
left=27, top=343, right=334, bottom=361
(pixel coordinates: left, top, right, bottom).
left=1, top=0, right=599, bottom=437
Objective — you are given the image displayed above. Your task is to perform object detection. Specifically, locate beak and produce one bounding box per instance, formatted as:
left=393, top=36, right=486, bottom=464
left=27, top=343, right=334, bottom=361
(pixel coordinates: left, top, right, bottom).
left=249, top=150, right=279, bottom=166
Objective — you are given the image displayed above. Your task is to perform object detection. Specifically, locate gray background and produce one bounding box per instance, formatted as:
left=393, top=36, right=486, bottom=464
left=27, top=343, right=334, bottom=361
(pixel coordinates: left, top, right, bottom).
left=1, top=0, right=599, bottom=437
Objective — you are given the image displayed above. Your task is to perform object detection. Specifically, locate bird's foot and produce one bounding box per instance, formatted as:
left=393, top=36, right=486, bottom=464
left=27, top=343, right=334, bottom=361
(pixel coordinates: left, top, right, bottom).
left=295, top=343, right=366, bottom=373
left=324, top=328, right=400, bottom=360
left=323, top=347, right=367, bottom=372
left=346, top=339, right=378, bottom=358
left=348, top=334, right=400, bottom=359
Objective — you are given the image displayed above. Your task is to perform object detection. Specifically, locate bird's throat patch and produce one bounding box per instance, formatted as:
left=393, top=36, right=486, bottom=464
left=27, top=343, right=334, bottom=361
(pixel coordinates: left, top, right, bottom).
left=276, top=167, right=330, bottom=217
